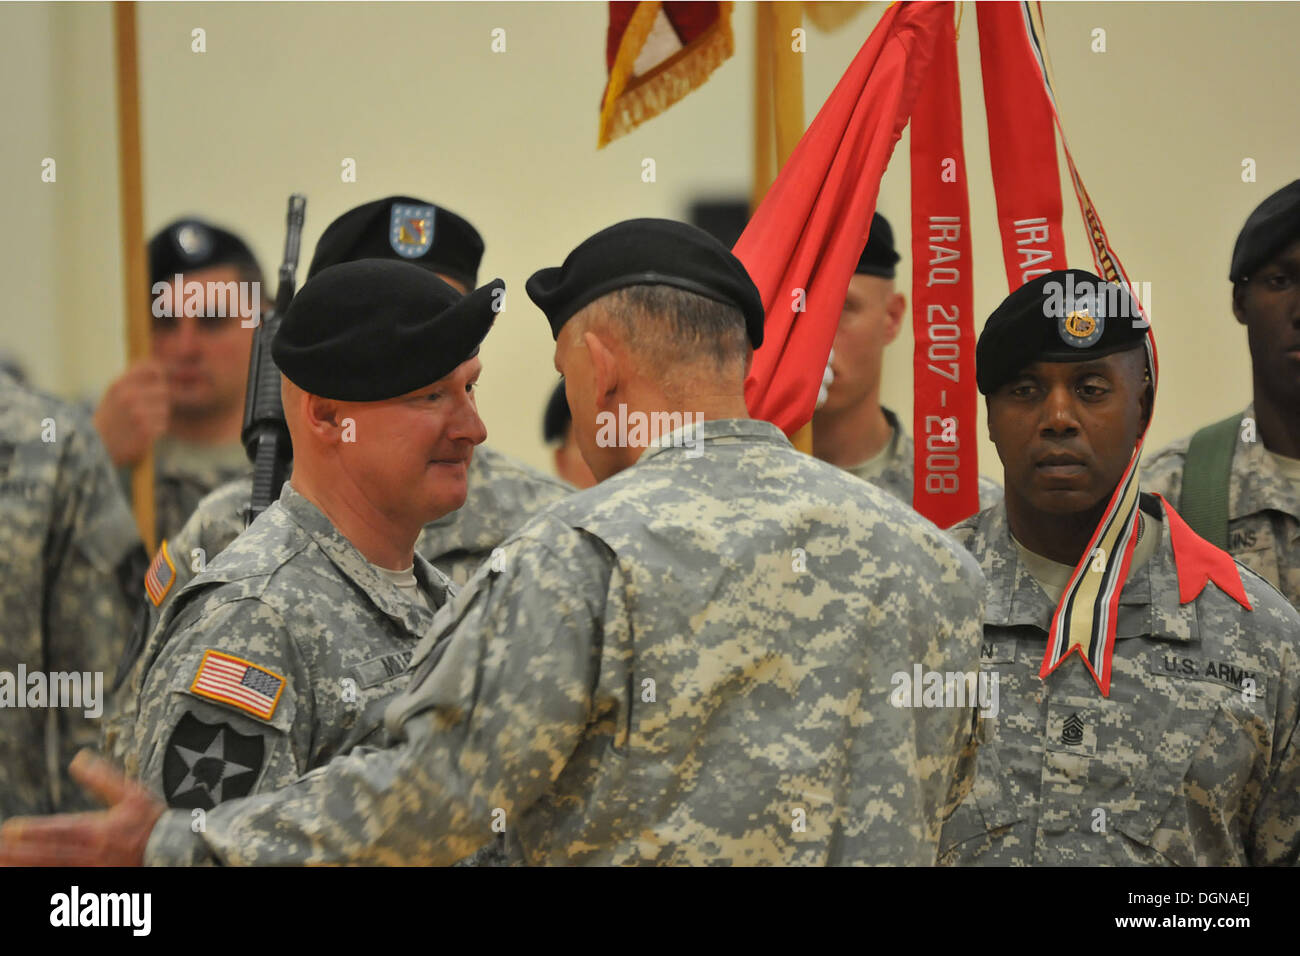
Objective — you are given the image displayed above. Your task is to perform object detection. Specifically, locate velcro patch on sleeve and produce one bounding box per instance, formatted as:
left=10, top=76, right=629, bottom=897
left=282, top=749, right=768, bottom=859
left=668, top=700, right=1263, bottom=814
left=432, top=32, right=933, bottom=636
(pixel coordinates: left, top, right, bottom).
left=190, top=649, right=286, bottom=722
left=144, top=539, right=177, bottom=607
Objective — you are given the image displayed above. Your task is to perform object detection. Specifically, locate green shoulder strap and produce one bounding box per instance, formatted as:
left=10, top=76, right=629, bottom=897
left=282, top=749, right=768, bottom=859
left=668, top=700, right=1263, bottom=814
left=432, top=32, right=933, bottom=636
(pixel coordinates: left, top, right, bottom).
left=1177, top=412, right=1243, bottom=549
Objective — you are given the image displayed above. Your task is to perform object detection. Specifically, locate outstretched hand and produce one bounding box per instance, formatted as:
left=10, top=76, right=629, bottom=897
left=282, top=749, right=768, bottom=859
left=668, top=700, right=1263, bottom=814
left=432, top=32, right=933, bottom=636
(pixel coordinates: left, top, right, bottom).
left=0, top=750, right=165, bottom=867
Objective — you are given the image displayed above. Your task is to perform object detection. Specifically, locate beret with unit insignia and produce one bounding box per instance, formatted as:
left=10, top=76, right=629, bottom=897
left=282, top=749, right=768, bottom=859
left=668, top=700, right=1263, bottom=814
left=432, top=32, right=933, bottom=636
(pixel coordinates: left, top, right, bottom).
left=273, top=259, right=502, bottom=402
left=1229, top=179, right=1300, bottom=284
left=976, top=268, right=1148, bottom=396
left=526, top=218, right=766, bottom=347
left=307, top=195, right=485, bottom=290
left=148, top=217, right=262, bottom=287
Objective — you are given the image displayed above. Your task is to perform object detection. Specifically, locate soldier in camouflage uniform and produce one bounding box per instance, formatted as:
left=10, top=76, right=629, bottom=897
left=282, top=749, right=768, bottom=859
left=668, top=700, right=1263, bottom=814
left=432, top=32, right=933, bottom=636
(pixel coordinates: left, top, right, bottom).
left=941, top=270, right=1300, bottom=866
left=1, top=219, right=986, bottom=867
left=0, top=374, right=143, bottom=822
left=810, top=212, right=1000, bottom=512
left=103, top=197, right=569, bottom=761
left=1144, top=180, right=1300, bottom=611
left=94, top=219, right=262, bottom=542
left=122, top=260, right=503, bottom=812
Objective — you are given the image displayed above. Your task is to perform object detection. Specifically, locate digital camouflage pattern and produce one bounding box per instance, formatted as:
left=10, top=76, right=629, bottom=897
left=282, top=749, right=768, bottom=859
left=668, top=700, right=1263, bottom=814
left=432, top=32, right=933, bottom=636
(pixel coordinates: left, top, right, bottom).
left=123, top=482, right=453, bottom=810
left=102, top=443, right=570, bottom=759
left=1144, top=405, right=1300, bottom=612
left=141, top=417, right=985, bottom=866
left=0, top=376, right=143, bottom=821
left=146, top=435, right=251, bottom=545
left=942, top=497, right=1300, bottom=865
left=843, top=407, right=1002, bottom=515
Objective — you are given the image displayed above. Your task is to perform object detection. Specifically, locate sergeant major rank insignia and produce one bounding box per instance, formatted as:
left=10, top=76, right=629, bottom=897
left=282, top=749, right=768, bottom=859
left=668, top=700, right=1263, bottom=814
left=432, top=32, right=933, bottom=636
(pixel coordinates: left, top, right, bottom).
left=390, top=203, right=436, bottom=258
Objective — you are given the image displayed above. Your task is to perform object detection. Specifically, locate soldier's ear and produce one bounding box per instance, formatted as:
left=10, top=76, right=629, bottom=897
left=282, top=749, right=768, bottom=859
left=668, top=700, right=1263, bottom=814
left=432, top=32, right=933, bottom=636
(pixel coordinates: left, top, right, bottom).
left=1231, top=282, right=1249, bottom=327
left=883, top=292, right=907, bottom=345
left=303, top=393, right=345, bottom=440
left=584, top=329, right=619, bottom=407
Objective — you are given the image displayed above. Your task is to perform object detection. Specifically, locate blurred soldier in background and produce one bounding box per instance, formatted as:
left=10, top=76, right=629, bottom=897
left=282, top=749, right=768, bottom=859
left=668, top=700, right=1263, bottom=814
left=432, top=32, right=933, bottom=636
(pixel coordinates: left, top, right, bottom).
left=811, top=212, right=1000, bottom=512
left=0, top=372, right=143, bottom=822
left=542, top=378, right=596, bottom=488
left=1145, top=180, right=1300, bottom=611
left=94, top=219, right=262, bottom=542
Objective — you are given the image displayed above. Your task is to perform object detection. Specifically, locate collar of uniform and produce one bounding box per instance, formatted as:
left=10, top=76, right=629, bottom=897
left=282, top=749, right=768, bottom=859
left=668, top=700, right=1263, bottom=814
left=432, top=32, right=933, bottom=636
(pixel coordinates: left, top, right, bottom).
left=637, top=417, right=791, bottom=462
left=1231, top=403, right=1300, bottom=539
left=277, top=483, right=443, bottom=637
left=880, top=406, right=907, bottom=461
left=964, top=499, right=1198, bottom=643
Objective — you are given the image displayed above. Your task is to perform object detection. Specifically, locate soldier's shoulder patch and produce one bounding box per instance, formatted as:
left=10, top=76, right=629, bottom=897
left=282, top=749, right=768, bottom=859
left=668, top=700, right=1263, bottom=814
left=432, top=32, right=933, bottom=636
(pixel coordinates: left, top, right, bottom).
left=162, top=711, right=264, bottom=810
left=144, top=539, right=177, bottom=607
left=190, top=649, right=286, bottom=722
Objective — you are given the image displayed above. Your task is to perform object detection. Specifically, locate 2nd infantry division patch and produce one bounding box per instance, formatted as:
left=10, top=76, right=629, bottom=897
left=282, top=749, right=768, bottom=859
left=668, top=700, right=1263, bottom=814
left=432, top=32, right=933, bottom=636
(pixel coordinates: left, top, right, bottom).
left=162, top=712, right=264, bottom=810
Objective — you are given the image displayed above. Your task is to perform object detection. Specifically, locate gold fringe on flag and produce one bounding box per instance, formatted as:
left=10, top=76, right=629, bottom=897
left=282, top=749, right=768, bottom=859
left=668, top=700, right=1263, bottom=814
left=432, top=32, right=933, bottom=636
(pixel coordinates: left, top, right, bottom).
left=598, top=2, right=736, bottom=148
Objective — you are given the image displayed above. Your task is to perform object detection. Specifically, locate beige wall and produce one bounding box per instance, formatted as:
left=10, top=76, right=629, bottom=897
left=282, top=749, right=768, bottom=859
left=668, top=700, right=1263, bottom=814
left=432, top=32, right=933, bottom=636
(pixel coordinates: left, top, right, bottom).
left=2, top=1, right=1297, bottom=478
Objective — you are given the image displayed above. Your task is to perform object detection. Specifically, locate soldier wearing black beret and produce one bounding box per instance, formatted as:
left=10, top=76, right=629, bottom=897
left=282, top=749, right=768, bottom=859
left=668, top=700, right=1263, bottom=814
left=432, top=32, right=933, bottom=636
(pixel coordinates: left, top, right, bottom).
left=308, top=196, right=483, bottom=292
left=93, top=217, right=265, bottom=542
left=811, top=212, right=999, bottom=511
left=1145, top=179, right=1300, bottom=610
left=943, top=267, right=1300, bottom=866
left=119, top=258, right=510, bottom=821
left=24, top=217, right=986, bottom=867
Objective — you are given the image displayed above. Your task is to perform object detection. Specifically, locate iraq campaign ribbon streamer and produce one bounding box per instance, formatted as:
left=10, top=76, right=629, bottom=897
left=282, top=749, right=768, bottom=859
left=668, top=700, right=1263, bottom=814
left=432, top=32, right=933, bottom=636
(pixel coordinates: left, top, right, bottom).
left=977, top=1, right=1067, bottom=291
left=908, top=10, right=977, bottom=528
left=996, top=2, right=1157, bottom=695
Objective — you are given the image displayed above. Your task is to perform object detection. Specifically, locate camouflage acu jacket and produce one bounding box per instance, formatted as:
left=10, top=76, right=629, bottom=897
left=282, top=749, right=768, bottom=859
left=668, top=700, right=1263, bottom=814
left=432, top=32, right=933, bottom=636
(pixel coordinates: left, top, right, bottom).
left=1144, top=404, right=1300, bottom=611
left=123, top=483, right=453, bottom=812
left=103, top=443, right=571, bottom=758
left=942, top=497, right=1300, bottom=865
left=0, top=377, right=142, bottom=820
left=142, top=418, right=985, bottom=866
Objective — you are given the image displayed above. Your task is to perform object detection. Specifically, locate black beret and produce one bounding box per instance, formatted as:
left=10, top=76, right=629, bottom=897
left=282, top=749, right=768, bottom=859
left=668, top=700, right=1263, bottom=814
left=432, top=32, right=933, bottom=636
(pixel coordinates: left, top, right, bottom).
left=1229, top=179, right=1300, bottom=283
left=855, top=212, right=900, bottom=278
left=976, top=269, right=1147, bottom=396
left=272, top=259, right=502, bottom=402
left=307, top=196, right=484, bottom=289
left=149, top=217, right=261, bottom=287
left=542, top=379, right=571, bottom=444
left=525, top=218, right=765, bottom=348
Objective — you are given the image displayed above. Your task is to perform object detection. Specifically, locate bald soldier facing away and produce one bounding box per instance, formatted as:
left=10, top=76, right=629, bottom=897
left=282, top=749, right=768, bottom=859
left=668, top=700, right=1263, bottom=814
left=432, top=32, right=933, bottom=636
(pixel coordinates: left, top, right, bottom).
left=1, top=219, right=985, bottom=866
left=942, top=270, right=1300, bottom=865
left=121, top=261, right=503, bottom=810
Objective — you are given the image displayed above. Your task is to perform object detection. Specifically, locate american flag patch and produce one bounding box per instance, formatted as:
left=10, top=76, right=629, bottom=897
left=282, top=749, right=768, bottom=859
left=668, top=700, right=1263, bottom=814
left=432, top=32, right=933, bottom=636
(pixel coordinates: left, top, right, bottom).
left=190, top=650, right=286, bottom=722
left=144, top=540, right=176, bottom=607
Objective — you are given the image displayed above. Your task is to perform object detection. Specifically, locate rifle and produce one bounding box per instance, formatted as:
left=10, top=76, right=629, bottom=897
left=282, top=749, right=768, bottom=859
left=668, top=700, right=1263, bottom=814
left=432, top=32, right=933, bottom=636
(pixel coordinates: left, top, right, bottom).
left=241, top=193, right=306, bottom=526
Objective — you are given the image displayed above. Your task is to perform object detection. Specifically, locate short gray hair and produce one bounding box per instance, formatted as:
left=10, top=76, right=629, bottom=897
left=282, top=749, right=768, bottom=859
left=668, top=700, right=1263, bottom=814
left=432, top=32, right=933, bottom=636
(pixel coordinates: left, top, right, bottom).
left=578, top=284, right=750, bottom=379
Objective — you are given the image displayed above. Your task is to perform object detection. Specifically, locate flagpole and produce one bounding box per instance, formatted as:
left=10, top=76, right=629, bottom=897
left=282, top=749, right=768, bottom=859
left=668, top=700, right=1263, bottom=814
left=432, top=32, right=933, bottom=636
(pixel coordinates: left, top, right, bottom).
left=113, top=0, right=156, bottom=551
left=768, top=2, right=811, bottom=454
